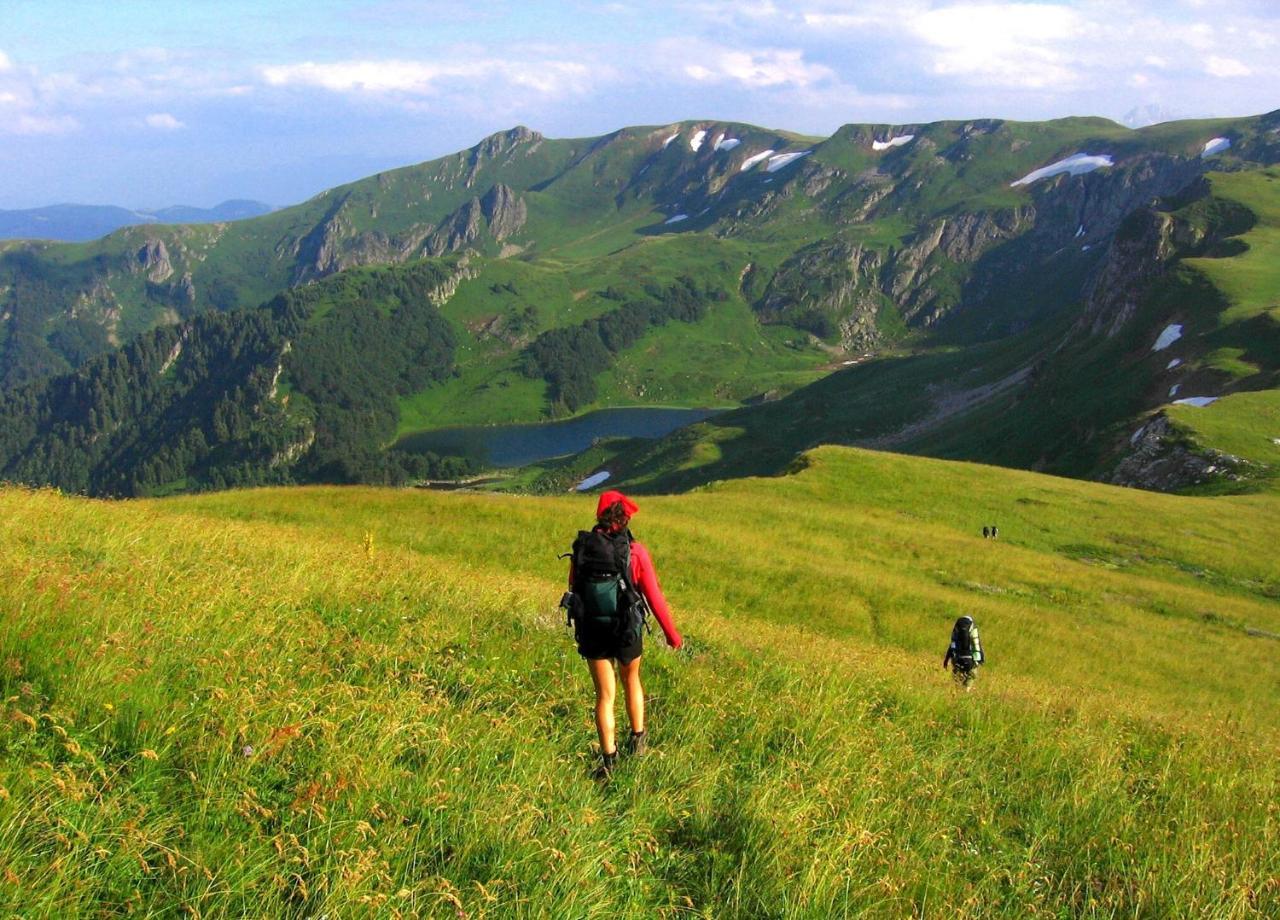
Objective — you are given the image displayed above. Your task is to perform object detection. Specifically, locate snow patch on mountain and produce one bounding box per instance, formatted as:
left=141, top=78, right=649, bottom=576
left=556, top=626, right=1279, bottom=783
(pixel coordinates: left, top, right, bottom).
left=664, top=213, right=689, bottom=225
left=663, top=132, right=679, bottom=148
left=1201, top=137, right=1231, bottom=158
left=1152, top=324, right=1183, bottom=352
left=766, top=150, right=811, bottom=172
left=740, top=150, right=774, bottom=171
left=1173, top=396, right=1218, bottom=407
left=872, top=134, right=914, bottom=151
left=575, top=471, right=611, bottom=491
left=1011, top=154, right=1114, bottom=187
left=715, top=135, right=740, bottom=151
left=690, top=130, right=707, bottom=152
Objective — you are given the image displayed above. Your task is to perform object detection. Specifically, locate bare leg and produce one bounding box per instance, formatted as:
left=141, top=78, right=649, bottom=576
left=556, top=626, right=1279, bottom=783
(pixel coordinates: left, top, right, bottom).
left=587, top=658, right=617, bottom=754
left=618, top=656, right=645, bottom=735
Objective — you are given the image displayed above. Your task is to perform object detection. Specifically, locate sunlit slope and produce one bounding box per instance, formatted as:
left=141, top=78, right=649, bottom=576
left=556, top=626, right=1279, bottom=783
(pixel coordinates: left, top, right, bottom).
left=1164, top=169, right=1280, bottom=472
left=587, top=167, right=1280, bottom=496
left=395, top=233, right=828, bottom=432
left=2, top=447, right=1277, bottom=916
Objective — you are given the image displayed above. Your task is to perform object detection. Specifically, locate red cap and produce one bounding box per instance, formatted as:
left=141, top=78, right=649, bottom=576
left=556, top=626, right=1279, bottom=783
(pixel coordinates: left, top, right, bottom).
left=596, top=490, right=639, bottom=518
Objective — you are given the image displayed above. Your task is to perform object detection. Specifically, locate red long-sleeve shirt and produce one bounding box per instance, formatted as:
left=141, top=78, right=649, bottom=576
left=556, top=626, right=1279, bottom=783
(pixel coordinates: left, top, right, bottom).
left=569, top=538, right=682, bottom=649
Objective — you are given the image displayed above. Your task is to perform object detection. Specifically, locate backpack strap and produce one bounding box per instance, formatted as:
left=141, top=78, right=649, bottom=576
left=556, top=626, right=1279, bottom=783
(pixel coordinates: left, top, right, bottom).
left=618, top=529, right=653, bottom=631
left=617, top=528, right=634, bottom=589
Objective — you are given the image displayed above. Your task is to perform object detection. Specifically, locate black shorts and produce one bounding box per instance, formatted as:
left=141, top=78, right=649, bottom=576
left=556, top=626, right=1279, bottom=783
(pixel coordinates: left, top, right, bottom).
left=576, top=621, right=642, bottom=664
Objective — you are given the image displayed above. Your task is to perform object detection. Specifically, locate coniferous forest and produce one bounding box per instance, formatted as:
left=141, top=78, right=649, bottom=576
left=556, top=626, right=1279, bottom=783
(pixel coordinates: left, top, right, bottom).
left=0, top=261, right=470, bottom=496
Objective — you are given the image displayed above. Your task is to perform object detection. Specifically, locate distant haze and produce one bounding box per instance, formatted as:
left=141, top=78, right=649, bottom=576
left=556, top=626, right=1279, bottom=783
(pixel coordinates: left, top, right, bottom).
left=0, top=201, right=274, bottom=242
left=1, top=0, right=1277, bottom=209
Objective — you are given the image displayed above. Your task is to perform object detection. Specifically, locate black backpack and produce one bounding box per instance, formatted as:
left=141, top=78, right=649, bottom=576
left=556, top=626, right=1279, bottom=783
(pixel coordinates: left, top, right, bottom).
left=561, top=526, right=649, bottom=644
left=951, top=616, right=984, bottom=666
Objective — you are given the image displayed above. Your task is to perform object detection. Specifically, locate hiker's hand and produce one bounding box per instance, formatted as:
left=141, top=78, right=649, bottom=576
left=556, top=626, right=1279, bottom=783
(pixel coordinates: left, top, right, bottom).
left=668, top=634, right=683, bottom=650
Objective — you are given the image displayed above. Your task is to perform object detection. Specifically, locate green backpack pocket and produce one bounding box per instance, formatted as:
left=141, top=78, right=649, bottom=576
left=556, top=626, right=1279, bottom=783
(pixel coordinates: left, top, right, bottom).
left=582, top=575, right=622, bottom=624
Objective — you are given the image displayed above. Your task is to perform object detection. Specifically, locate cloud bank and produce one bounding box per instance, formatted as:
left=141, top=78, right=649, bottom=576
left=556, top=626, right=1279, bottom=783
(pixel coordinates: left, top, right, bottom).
left=1, top=1, right=1277, bottom=207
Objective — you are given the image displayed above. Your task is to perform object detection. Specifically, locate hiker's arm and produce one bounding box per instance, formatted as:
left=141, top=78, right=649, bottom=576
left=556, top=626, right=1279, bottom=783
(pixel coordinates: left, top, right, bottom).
left=630, top=542, right=682, bottom=649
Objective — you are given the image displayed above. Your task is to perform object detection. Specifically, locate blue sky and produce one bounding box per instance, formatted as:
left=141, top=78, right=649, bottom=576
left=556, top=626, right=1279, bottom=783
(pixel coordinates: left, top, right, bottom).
left=1, top=0, right=1276, bottom=208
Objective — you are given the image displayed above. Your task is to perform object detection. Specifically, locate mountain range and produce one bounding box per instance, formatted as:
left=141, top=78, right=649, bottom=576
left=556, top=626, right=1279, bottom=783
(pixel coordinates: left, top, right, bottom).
left=0, top=200, right=274, bottom=243
left=0, top=111, right=1277, bottom=497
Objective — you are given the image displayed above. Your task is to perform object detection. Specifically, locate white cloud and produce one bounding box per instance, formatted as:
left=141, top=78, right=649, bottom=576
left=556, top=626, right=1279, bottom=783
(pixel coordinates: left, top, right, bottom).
left=688, top=48, right=831, bottom=87
left=8, top=113, right=79, bottom=135
left=144, top=112, right=185, bottom=130
left=1182, top=22, right=1215, bottom=51
left=261, top=57, right=593, bottom=97
left=909, top=2, right=1082, bottom=46
left=906, top=3, right=1084, bottom=88
left=801, top=11, right=883, bottom=28
left=1205, top=55, right=1251, bottom=77
left=658, top=38, right=834, bottom=88
left=0, top=51, right=11, bottom=72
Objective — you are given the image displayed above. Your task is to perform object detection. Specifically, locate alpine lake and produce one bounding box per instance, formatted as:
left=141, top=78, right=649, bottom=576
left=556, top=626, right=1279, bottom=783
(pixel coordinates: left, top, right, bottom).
left=394, top=406, right=721, bottom=469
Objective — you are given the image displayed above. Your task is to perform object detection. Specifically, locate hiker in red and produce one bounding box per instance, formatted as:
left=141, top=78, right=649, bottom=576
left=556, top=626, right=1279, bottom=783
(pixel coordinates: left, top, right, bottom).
left=568, top=489, right=681, bottom=777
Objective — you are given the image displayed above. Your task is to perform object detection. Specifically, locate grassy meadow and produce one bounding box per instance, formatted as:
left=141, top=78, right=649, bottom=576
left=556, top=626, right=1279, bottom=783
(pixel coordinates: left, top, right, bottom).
left=1, top=446, right=1278, bottom=917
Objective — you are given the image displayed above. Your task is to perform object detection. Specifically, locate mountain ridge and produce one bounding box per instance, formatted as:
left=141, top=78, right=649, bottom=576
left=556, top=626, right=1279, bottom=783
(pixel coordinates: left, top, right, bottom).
left=0, top=110, right=1278, bottom=496
left=0, top=199, right=274, bottom=243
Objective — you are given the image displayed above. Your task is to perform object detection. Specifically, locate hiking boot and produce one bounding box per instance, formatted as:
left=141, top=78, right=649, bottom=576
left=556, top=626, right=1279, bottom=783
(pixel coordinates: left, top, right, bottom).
left=592, top=751, right=618, bottom=780
left=626, top=730, right=647, bottom=757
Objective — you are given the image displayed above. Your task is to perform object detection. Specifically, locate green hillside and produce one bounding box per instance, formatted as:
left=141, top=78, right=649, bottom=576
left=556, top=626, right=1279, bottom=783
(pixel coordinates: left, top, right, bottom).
left=1, top=447, right=1277, bottom=916
left=2, top=112, right=1279, bottom=497
left=554, top=166, right=1280, bottom=498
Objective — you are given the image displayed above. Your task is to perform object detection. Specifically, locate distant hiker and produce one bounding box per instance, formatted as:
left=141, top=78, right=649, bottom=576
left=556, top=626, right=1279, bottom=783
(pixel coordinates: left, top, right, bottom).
left=561, top=490, right=682, bottom=779
left=991, top=525, right=999, bottom=539
left=943, top=615, right=985, bottom=690
left=982, top=526, right=990, bottom=539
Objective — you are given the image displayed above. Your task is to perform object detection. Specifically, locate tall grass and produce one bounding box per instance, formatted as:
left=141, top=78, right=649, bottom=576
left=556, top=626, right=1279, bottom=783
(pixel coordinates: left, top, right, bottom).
left=1, top=446, right=1277, bottom=916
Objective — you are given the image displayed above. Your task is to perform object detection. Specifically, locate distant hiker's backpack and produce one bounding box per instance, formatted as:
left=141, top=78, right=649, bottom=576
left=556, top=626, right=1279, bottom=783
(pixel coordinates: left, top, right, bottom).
left=561, top=526, right=649, bottom=645
left=951, top=616, right=984, bottom=667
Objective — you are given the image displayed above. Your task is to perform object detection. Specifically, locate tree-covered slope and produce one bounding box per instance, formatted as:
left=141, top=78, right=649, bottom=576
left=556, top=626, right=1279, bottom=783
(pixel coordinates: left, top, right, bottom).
left=0, top=260, right=469, bottom=495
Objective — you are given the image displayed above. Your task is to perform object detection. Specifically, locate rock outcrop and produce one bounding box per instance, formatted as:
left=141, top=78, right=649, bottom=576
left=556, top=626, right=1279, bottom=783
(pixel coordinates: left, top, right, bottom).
left=754, top=207, right=1030, bottom=345
left=1029, top=153, right=1205, bottom=250
left=423, top=185, right=527, bottom=256
left=424, top=198, right=485, bottom=257
left=291, top=199, right=351, bottom=283
left=135, top=239, right=174, bottom=283
left=480, top=184, right=527, bottom=240
left=1073, top=207, right=1176, bottom=341
left=756, top=241, right=887, bottom=348
left=464, top=127, right=542, bottom=188
left=887, top=208, right=1032, bottom=325
left=1109, top=414, right=1257, bottom=491
left=289, top=181, right=528, bottom=280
